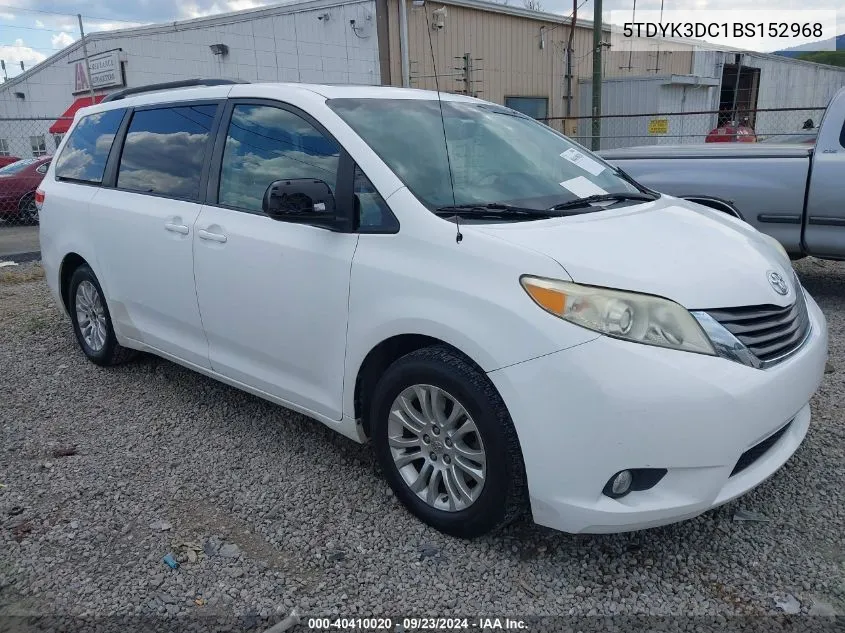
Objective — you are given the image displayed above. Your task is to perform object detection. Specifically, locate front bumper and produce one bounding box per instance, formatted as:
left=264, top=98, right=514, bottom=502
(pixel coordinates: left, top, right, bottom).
left=488, top=291, right=827, bottom=534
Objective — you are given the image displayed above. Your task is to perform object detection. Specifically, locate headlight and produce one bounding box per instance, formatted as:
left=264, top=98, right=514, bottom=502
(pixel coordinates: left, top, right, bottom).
left=521, top=276, right=716, bottom=356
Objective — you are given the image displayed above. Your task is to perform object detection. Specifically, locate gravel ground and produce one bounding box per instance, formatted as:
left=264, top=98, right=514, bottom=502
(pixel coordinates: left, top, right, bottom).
left=0, top=259, right=843, bottom=629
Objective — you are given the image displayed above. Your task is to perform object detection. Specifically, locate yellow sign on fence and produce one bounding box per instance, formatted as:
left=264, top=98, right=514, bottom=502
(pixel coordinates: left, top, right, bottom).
left=648, top=118, right=669, bottom=135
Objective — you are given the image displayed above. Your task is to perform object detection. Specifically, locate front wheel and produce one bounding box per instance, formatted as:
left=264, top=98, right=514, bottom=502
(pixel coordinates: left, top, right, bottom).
left=68, top=264, right=137, bottom=366
left=370, top=346, right=528, bottom=538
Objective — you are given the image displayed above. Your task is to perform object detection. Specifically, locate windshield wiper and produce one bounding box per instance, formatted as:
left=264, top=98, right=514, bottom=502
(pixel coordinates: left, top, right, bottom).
left=435, top=203, right=553, bottom=220
left=549, top=192, right=658, bottom=212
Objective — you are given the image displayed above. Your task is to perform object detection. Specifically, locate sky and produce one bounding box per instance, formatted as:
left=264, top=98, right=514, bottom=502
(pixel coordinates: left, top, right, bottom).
left=0, top=0, right=842, bottom=79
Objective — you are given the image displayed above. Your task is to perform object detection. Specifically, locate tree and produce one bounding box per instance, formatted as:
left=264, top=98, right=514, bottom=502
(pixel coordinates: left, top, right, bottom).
left=797, top=51, right=845, bottom=67
left=523, top=0, right=543, bottom=10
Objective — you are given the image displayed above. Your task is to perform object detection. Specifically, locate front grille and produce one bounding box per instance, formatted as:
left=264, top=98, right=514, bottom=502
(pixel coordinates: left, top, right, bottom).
left=730, top=421, right=792, bottom=477
left=705, top=289, right=810, bottom=366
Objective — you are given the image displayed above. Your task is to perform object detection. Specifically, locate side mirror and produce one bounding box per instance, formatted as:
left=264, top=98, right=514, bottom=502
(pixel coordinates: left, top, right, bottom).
left=262, top=178, right=339, bottom=229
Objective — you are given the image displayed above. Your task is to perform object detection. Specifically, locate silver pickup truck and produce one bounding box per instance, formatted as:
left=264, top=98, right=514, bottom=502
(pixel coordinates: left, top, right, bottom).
left=600, top=86, right=845, bottom=260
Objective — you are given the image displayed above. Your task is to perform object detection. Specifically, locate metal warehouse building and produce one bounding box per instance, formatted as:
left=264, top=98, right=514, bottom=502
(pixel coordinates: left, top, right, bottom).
left=578, top=47, right=845, bottom=148
left=2, top=0, right=845, bottom=157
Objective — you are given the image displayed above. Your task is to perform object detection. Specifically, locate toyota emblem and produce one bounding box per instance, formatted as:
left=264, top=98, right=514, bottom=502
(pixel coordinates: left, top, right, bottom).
left=767, top=270, right=788, bottom=296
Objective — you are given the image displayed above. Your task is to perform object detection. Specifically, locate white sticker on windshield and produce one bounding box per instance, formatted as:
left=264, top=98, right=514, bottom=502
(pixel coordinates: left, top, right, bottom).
left=560, top=148, right=605, bottom=176
left=559, top=176, right=608, bottom=198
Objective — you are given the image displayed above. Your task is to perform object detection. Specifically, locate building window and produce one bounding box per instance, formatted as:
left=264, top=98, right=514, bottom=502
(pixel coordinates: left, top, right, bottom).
left=53, top=134, right=64, bottom=149
left=0, top=139, right=9, bottom=156
left=504, top=97, right=549, bottom=121
left=30, top=135, right=47, bottom=157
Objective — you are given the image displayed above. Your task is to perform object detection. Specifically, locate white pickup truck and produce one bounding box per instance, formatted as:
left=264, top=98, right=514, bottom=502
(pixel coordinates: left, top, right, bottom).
left=600, top=86, right=845, bottom=260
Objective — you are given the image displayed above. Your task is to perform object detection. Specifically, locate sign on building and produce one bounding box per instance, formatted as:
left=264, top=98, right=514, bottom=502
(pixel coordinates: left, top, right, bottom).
left=72, top=50, right=124, bottom=93
left=648, top=118, right=669, bottom=135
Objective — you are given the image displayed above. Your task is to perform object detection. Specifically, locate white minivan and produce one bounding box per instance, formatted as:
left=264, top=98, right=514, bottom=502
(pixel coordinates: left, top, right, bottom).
left=38, top=80, right=827, bottom=538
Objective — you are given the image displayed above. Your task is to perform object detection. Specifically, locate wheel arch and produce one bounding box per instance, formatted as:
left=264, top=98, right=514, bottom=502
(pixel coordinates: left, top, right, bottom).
left=59, top=252, right=89, bottom=313
left=353, top=333, right=494, bottom=439
left=680, top=195, right=745, bottom=220
left=18, top=190, right=36, bottom=205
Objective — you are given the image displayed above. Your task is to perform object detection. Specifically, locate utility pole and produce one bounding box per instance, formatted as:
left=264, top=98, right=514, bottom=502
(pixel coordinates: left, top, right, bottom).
left=398, top=0, right=410, bottom=88
left=565, top=0, right=576, bottom=117
left=590, top=0, right=602, bottom=150
left=78, top=14, right=96, bottom=104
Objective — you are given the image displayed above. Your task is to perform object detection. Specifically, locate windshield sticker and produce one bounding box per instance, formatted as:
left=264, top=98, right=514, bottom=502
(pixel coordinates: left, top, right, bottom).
left=560, top=148, right=605, bottom=176
left=559, top=176, right=608, bottom=198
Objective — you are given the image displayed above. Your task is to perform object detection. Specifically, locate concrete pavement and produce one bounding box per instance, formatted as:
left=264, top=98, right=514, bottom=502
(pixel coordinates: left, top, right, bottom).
left=0, top=225, right=39, bottom=258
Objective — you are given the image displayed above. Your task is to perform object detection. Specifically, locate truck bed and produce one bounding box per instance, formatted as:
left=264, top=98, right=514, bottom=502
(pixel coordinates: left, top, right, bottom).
left=599, top=144, right=812, bottom=254
left=600, top=144, right=813, bottom=160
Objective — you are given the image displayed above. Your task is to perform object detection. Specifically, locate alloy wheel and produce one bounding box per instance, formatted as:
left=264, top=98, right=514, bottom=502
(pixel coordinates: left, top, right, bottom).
left=75, top=280, right=107, bottom=352
left=387, top=384, right=487, bottom=512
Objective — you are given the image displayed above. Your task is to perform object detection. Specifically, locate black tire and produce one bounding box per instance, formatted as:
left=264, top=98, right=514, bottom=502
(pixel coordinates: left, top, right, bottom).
left=68, top=264, right=137, bottom=366
left=18, top=193, right=38, bottom=225
left=370, top=345, right=528, bottom=538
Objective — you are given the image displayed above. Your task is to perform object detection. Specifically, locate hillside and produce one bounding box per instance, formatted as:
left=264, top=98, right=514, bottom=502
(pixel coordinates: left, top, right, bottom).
left=774, top=34, right=844, bottom=57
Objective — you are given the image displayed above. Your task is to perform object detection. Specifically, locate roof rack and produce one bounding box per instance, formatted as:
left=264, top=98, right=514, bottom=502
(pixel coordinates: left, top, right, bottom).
left=101, top=78, right=249, bottom=103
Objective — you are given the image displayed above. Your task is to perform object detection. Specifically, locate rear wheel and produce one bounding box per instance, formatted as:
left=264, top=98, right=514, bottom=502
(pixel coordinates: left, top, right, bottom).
left=370, top=346, right=527, bottom=538
left=68, top=264, right=137, bottom=366
left=18, top=193, right=38, bottom=224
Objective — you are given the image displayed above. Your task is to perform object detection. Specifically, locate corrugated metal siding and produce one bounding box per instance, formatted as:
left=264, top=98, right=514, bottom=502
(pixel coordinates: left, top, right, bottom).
left=385, top=0, right=692, bottom=120
left=388, top=1, right=593, bottom=121
left=739, top=52, right=845, bottom=110
left=700, top=50, right=845, bottom=138
left=577, top=76, right=718, bottom=149
left=656, top=83, right=717, bottom=146
left=599, top=49, right=693, bottom=78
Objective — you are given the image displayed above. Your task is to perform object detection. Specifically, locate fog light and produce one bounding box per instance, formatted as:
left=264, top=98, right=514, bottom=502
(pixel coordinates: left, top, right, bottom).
left=610, top=470, right=632, bottom=496
left=602, top=468, right=667, bottom=499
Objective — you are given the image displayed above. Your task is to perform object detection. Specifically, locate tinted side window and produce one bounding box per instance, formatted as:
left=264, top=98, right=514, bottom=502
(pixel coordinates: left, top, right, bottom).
left=218, top=104, right=340, bottom=213
left=55, top=109, right=125, bottom=183
left=118, top=104, right=217, bottom=200
left=840, top=121, right=845, bottom=149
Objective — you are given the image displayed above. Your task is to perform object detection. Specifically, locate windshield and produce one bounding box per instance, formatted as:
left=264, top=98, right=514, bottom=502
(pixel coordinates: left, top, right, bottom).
left=0, top=158, right=37, bottom=175
left=328, top=98, right=641, bottom=211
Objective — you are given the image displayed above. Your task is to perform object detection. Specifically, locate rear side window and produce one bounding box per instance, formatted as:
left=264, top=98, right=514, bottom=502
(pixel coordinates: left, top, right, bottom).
left=117, top=104, right=217, bottom=200
left=55, top=109, right=125, bottom=183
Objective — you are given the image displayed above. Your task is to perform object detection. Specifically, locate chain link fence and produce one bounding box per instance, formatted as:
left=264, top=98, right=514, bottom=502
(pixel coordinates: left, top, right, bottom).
left=0, top=117, right=72, bottom=228
left=540, top=106, right=827, bottom=150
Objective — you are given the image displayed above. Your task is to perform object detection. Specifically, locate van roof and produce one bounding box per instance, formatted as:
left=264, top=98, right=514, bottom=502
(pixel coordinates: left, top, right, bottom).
left=84, top=81, right=482, bottom=115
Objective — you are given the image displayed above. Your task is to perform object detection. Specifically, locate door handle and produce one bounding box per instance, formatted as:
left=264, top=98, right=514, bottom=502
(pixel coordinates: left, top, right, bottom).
left=164, top=222, right=189, bottom=235
left=198, top=229, right=228, bottom=243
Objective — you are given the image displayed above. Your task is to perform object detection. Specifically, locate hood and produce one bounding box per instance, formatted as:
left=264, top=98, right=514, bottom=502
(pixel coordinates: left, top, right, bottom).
left=471, top=196, right=796, bottom=309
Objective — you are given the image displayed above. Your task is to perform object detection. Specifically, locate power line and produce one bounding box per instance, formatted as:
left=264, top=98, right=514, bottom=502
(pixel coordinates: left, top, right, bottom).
left=0, top=39, right=70, bottom=53
left=538, top=0, right=591, bottom=38
left=0, top=24, right=77, bottom=34
left=0, top=5, right=145, bottom=25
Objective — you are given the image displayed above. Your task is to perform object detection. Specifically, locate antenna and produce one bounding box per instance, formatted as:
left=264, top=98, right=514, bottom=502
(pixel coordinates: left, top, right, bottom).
left=423, top=5, right=462, bottom=244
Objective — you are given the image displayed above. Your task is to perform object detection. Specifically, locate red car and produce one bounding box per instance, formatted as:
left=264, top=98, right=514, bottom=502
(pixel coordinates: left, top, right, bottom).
left=705, top=124, right=757, bottom=143
left=0, top=156, right=21, bottom=168
left=0, top=156, right=51, bottom=224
